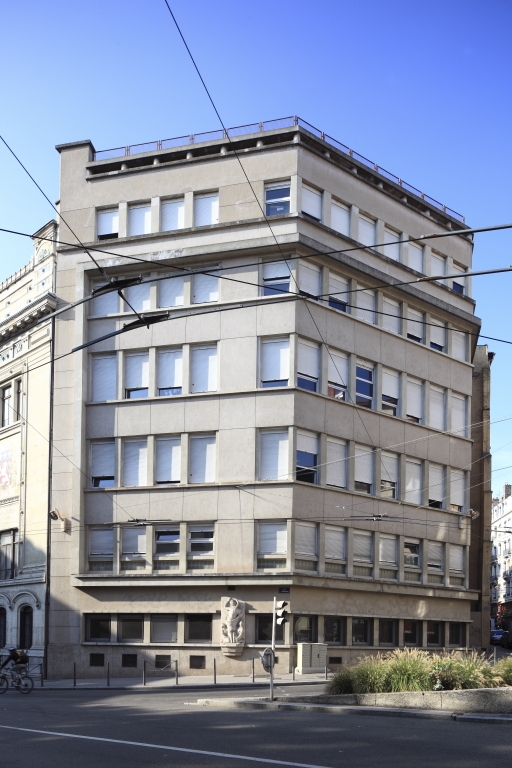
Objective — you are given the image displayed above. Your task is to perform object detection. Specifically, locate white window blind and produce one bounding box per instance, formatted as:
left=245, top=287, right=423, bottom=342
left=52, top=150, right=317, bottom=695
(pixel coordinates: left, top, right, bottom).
left=379, top=536, right=397, bottom=564
left=358, top=215, right=376, bottom=246
left=258, top=522, right=287, bottom=554
left=326, top=440, right=346, bottom=488
left=91, top=442, right=115, bottom=479
left=381, top=452, right=399, bottom=485
left=189, top=435, right=216, bottom=483
left=451, top=469, right=465, bottom=509
left=331, top=201, right=350, bottom=235
left=452, top=331, right=466, bottom=361
left=192, top=272, right=219, bottom=303
left=328, top=351, right=348, bottom=386
left=295, top=523, right=317, bottom=556
left=405, top=460, right=422, bottom=504
left=299, top=261, right=321, bottom=297
left=325, top=527, right=346, bottom=560
left=89, top=528, right=114, bottom=556
left=155, top=437, right=181, bottom=483
left=122, top=526, right=146, bottom=554
left=452, top=263, right=465, bottom=291
left=450, top=544, right=464, bottom=572
left=161, top=198, right=185, bottom=231
left=260, top=431, right=289, bottom=481
left=157, top=349, right=182, bottom=390
left=297, top=432, right=318, bottom=456
left=429, top=464, right=444, bottom=503
left=353, top=531, right=373, bottom=562
left=430, top=386, right=445, bottom=430
left=261, top=338, right=289, bottom=383
left=159, top=276, right=184, bottom=307
left=122, top=440, right=147, bottom=486
left=382, top=228, right=400, bottom=261
left=408, top=242, right=423, bottom=272
left=190, top=345, right=217, bottom=393
left=328, top=274, right=348, bottom=307
left=194, top=193, right=219, bottom=226
left=407, top=308, right=423, bottom=340
left=428, top=541, right=444, bottom=569
left=357, top=288, right=375, bottom=323
left=430, top=321, right=446, bottom=349
left=355, top=445, right=373, bottom=485
left=451, top=394, right=467, bottom=436
left=407, top=378, right=423, bottom=420
left=382, top=297, right=401, bottom=333
left=262, top=261, right=291, bottom=281
left=125, top=353, right=149, bottom=390
left=431, top=253, right=446, bottom=278
left=382, top=369, right=400, bottom=399
left=128, top=204, right=151, bottom=236
left=297, top=340, right=320, bottom=379
left=93, top=284, right=118, bottom=316
left=97, top=208, right=119, bottom=238
left=302, top=184, right=322, bottom=220
left=125, top=282, right=151, bottom=312
left=92, top=356, right=117, bottom=402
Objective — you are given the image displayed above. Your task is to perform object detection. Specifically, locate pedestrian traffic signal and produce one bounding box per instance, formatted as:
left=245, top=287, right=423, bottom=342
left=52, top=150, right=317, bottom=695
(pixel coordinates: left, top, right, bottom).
left=276, top=600, right=288, bottom=625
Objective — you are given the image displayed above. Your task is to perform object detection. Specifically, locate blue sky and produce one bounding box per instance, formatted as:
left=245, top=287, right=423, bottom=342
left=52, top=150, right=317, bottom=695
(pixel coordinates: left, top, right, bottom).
left=1, top=0, right=511, bottom=495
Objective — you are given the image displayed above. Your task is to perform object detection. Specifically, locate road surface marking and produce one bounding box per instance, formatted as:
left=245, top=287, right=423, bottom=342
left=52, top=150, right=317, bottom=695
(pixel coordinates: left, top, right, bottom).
left=0, top=724, right=332, bottom=768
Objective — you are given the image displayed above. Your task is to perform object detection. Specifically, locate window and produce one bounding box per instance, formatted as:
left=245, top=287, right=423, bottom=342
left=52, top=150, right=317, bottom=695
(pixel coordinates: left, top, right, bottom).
left=155, top=437, right=181, bottom=484
left=155, top=654, right=171, bottom=669
left=194, top=193, right=219, bottom=226
left=121, top=527, right=146, bottom=571
left=404, top=542, right=420, bottom=568
left=15, top=380, right=21, bottom=421
left=88, top=528, right=114, bottom=572
left=296, top=432, right=318, bottom=484
left=265, top=183, right=290, bottom=216
left=352, top=618, right=372, bottom=645
left=299, top=261, right=321, bottom=299
left=157, top=349, right=182, bottom=396
left=325, top=527, right=346, bottom=565
left=330, top=200, right=350, bottom=236
left=326, top=439, right=346, bottom=488
left=379, top=619, right=398, bottom=646
left=451, top=394, right=467, bottom=437
left=452, top=263, right=466, bottom=295
left=358, top=215, right=376, bottom=247
left=450, top=469, right=465, bottom=513
left=429, top=386, right=445, bottom=430
left=404, top=620, right=421, bottom=646
left=122, top=654, right=138, bottom=668
left=324, top=616, right=346, bottom=644
left=118, top=615, right=144, bottom=642
left=128, top=204, right=151, bottom=237
left=91, top=442, right=115, bottom=488
left=405, top=460, right=422, bottom=505
left=379, top=535, right=398, bottom=566
left=260, top=338, right=289, bottom=387
left=356, top=364, right=373, bottom=408
left=150, top=615, right=177, bottom=643
left=262, top=261, right=291, bottom=296
left=295, top=523, right=317, bottom=568
left=382, top=228, right=400, bottom=261
left=86, top=615, right=111, bottom=641
left=19, top=606, right=33, bottom=648
left=428, top=541, right=444, bottom=570
left=92, top=281, right=118, bottom=315
left=431, top=253, right=446, bottom=281
left=382, top=368, right=399, bottom=416
left=408, top=242, right=423, bottom=272
left=302, top=184, right=322, bottom=221
left=125, top=282, right=151, bottom=313
left=1, top=386, right=12, bottom=427
left=256, top=615, right=284, bottom=644
left=190, top=345, right=217, bottom=393
left=161, top=198, right=185, bottom=231
left=427, top=621, right=443, bottom=647
left=450, top=544, right=464, bottom=574
left=451, top=330, right=467, bottom=361
left=382, top=297, right=401, bottom=334
left=406, top=378, right=423, bottom=423
left=328, top=274, right=348, bottom=312
left=354, top=446, right=373, bottom=494
left=190, top=655, right=206, bottom=669
left=327, top=350, right=348, bottom=401
left=96, top=208, right=119, bottom=240
left=188, top=526, right=214, bottom=557
left=429, top=464, right=444, bottom=509
left=381, top=453, right=399, bottom=499
left=407, top=308, right=423, bottom=342
left=159, top=276, right=185, bottom=308
left=91, top=355, right=117, bottom=402
left=260, top=431, right=289, bottom=481
left=154, top=528, right=180, bottom=555
left=294, top=616, right=317, bottom=643
left=122, top=440, right=147, bottom=487
left=357, top=288, right=375, bottom=323
left=0, top=530, right=16, bottom=580
left=0, top=607, right=5, bottom=648
left=449, top=622, right=464, bottom=646
left=192, top=271, right=219, bottom=303
left=430, top=321, right=446, bottom=352
left=258, top=523, right=287, bottom=555
left=90, top=653, right=104, bottom=667
left=189, top=435, right=216, bottom=483
left=186, top=614, right=212, bottom=642
left=297, top=339, right=320, bottom=392
left=125, top=352, right=149, bottom=398
left=353, top=531, right=373, bottom=566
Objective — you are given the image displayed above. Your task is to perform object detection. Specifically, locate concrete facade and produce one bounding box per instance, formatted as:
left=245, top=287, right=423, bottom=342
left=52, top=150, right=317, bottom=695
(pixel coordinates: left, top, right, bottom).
left=49, top=122, right=482, bottom=679
left=491, top=487, right=512, bottom=628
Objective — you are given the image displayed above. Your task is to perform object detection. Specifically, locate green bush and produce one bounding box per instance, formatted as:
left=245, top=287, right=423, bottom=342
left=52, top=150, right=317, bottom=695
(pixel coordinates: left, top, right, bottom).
left=384, top=649, right=432, bottom=692
left=326, top=666, right=354, bottom=694
left=454, top=651, right=501, bottom=689
left=352, top=655, right=388, bottom=693
left=431, top=655, right=460, bottom=690
left=495, top=657, right=512, bottom=686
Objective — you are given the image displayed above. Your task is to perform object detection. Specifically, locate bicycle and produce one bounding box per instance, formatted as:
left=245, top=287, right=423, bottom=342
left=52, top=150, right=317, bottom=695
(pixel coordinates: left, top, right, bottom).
left=0, top=667, right=34, bottom=694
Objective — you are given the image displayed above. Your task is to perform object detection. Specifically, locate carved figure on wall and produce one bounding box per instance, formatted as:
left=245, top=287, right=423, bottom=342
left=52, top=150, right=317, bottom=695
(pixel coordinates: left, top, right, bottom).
left=220, top=596, right=245, bottom=655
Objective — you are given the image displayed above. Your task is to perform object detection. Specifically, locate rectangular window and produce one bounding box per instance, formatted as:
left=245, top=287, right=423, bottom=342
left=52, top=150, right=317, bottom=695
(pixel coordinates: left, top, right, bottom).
left=379, top=535, right=397, bottom=565
left=118, top=615, right=144, bottom=642
left=260, top=337, right=289, bottom=387
left=260, top=431, right=289, bottom=481
left=427, top=621, right=443, bottom=647
left=407, top=308, right=423, bottom=342
left=121, top=526, right=146, bottom=556
left=326, top=439, right=346, bottom=488
left=1, top=386, right=12, bottom=427
left=352, top=618, right=372, bottom=645
left=328, top=274, right=348, bottom=313
left=161, top=198, right=185, bottom=231
left=297, top=339, right=320, bottom=392
left=356, top=364, right=373, bottom=408
left=262, top=261, right=291, bottom=296
left=451, top=330, right=467, bottom=361
left=0, top=530, right=16, bottom=580
left=354, top=445, right=373, bottom=494
left=405, top=460, right=422, bottom=505
left=189, top=435, right=216, bottom=483
left=189, top=655, right=206, bottom=669
left=125, top=352, right=149, bottom=399
left=382, top=228, right=400, bottom=261
left=382, top=297, right=401, bottom=334
left=296, top=432, right=318, bottom=484
left=125, top=282, right=151, bottom=312
left=431, top=253, right=446, bottom=280
left=449, top=622, right=464, bottom=646
left=91, top=442, right=115, bottom=487
left=330, top=200, right=350, bottom=236
left=155, top=655, right=171, bottom=669
left=404, top=620, right=421, bottom=646
left=90, top=653, right=104, bottom=667
left=379, top=619, right=398, bottom=646
left=159, top=276, right=185, bottom=308
left=428, top=541, right=444, bottom=570
left=325, top=527, right=346, bottom=561
left=299, top=261, right=321, bottom=299
left=154, top=528, right=180, bottom=555
left=451, top=394, right=467, bottom=437
left=450, top=469, right=465, bottom=512
left=295, top=523, right=317, bottom=557
left=357, top=288, right=376, bottom=323
left=429, top=464, right=444, bottom=509
left=406, top=378, right=423, bottom=423
left=256, top=615, right=284, bottom=644
left=86, top=615, right=111, bottom=641
left=265, top=183, right=290, bottom=216
left=358, top=215, right=376, bottom=247
left=157, top=349, right=182, bottom=396
left=155, top=437, right=181, bottom=484
left=186, top=615, right=212, bottom=642
left=194, top=194, right=219, bottom=226
left=96, top=208, right=119, bottom=240
left=128, top=204, right=151, bottom=237
left=190, top=345, right=217, bottom=393
left=192, top=272, right=219, bottom=304
left=382, top=368, right=399, bottom=416
left=452, top=263, right=466, bottom=295
left=408, top=242, right=423, bottom=272
left=429, top=386, right=445, bottom=430
left=122, top=654, right=138, bottom=668
left=324, top=616, right=346, bottom=644
left=353, top=531, right=373, bottom=563
left=294, top=616, right=318, bottom=643
left=430, top=321, right=446, bottom=352
left=92, top=281, right=118, bottom=316
left=150, top=615, right=177, bottom=643
left=258, top=522, right=287, bottom=554
left=122, top=439, right=147, bottom=487
left=88, top=527, right=114, bottom=573
left=91, top=355, right=117, bottom=402
left=188, top=526, right=214, bottom=558
left=404, top=541, right=420, bottom=568
left=302, top=184, right=322, bottom=221
left=327, top=350, right=348, bottom=401
left=381, top=452, right=399, bottom=499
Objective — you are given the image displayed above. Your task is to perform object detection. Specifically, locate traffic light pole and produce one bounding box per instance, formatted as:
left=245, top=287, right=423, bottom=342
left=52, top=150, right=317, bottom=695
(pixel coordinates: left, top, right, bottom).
left=270, top=596, right=276, bottom=702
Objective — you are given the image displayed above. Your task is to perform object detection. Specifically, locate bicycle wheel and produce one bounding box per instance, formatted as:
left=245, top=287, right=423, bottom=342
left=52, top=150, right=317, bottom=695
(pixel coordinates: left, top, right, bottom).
left=0, top=676, right=7, bottom=694
left=17, top=675, right=34, bottom=694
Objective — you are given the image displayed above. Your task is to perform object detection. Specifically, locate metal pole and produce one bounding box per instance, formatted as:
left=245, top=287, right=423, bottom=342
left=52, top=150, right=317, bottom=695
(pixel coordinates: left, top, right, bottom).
left=292, top=658, right=295, bottom=681
left=143, top=660, right=146, bottom=686
left=325, top=665, right=328, bottom=680
left=494, top=646, right=497, bottom=666
left=175, top=660, right=179, bottom=685
left=107, top=661, right=110, bottom=687
left=252, top=657, right=255, bottom=683
left=73, top=662, right=76, bottom=688
left=270, top=597, right=276, bottom=702
left=213, top=658, right=216, bottom=686
left=40, top=663, right=44, bottom=688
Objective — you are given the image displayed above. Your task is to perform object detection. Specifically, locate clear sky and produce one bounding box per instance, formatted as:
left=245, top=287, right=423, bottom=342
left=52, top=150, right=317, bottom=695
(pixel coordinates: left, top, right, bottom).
left=0, top=0, right=511, bottom=495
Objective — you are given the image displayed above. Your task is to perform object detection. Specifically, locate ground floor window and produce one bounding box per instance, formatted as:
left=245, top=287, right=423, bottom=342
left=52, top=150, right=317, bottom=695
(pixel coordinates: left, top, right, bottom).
left=186, top=615, right=212, bottom=643
left=449, top=622, right=464, bottom=646
left=190, top=655, right=206, bottom=669
left=155, top=654, right=171, bottom=669
left=352, top=618, right=372, bottom=645
left=294, top=616, right=318, bottom=643
left=86, top=614, right=111, bottom=641
left=150, top=615, right=177, bottom=643
left=19, top=606, right=33, bottom=649
left=90, top=653, right=104, bottom=667
left=379, top=619, right=398, bottom=646
left=427, top=621, right=444, bottom=647
left=118, top=615, right=144, bottom=642
left=256, top=614, right=284, bottom=644
left=324, top=616, right=346, bottom=644
left=404, top=620, right=421, bottom=646
left=122, top=654, right=137, bottom=668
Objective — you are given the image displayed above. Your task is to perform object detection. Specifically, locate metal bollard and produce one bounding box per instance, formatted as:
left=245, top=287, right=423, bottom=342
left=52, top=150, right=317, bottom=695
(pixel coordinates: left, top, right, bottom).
left=175, top=661, right=179, bottom=685
left=213, top=658, right=216, bottom=686
left=325, top=665, right=328, bottom=680
left=73, top=662, right=76, bottom=687
left=252, top=657, right=255, bottom=683
left=494, top=646, right=497, bottom=666
left=107, top=661, right=110, bottom=687
left=143, top=660, right=146, bottom=686
left=40, top=663, right=44, bottom=688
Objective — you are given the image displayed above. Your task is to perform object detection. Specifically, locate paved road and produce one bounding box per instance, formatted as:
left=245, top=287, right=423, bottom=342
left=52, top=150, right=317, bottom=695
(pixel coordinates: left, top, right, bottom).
left=0, top=685, right=510, bottom=767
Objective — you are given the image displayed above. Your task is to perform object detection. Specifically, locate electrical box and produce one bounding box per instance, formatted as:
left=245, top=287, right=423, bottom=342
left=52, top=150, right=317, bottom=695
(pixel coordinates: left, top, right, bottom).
left=295, top=643, right=328, bottom=674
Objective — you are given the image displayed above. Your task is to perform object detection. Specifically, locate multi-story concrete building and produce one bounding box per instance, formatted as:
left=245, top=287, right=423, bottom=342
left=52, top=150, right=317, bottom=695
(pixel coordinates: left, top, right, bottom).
left=0, top=220, right=57, bottom=670
left=49, top=117, right=481, bottom=678
left=491, top=487, right=512, bottom=628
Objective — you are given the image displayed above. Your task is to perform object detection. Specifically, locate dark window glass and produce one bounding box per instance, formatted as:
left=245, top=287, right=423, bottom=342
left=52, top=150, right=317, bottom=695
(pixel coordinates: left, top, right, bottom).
left=19, top=606, right=33, bottom=649
left=324, top=616, right=346, bottom=644
left=381, top=395, right=398, bottom=416
left=354, top=481, right=372, bottom=494
left=427, top=621, right=443, bottom=647
left=264, top=281, right=290, bottom=296
left=118, top=615, right=144, bottom=642
left=293, top=616, right=318, bottom=643
left=328, top=297, right=347, bottom=313
left=86, top=615, right=111, bottom=641
left=352, top=618, right=371, bottom=645
left=190, top=655, right=206, bottom=669
left=404, top=620, right=420, bottom=646
left=356, top=367, right=373, bottom=408
left=404, top=543, right=420, bottom=567
left=0, top=530, right=16, bottom=580
left=430, top=342, right=444, bottom=352
left=297, top=375, right=317, bottom=392
left=379, top=619, right=397, bottom=646
left=155, top=530, right=180, bottom=554
left=449, top=622, right=464, bottom=646
left=92, top=477, right=115, bottom=488
left=256, top=615, right=284, bottom=644
left=122, top=654, right=137, bottom=668
left=261, top=379, right=288, bottom=388
left=89, top=653, right=104, bottom=667
left=98, top=233, right=119, bottom=241
left=429, top=499, right=443, bottom=509
left=0, top=607, right=6, bottom=647
left=186, top=615, right=212, bottom=642
left=296, top=451, right=318, bottom=484
left=381, top=480, right=397, bottom=499
left=155, top=654, right=171, bottom=669
left=125, top=388, right=149, bottom=399
left=452, top=282, right=464, bottom=295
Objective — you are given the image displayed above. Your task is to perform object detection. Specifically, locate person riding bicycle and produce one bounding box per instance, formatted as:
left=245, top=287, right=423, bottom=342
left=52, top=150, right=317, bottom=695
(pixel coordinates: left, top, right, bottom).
left=1, top=647, right=29, bottom=676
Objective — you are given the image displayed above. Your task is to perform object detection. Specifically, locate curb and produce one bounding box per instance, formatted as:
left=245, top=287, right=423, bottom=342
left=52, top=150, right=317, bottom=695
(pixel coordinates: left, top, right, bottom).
left=24, top=679, right=326, bottom=693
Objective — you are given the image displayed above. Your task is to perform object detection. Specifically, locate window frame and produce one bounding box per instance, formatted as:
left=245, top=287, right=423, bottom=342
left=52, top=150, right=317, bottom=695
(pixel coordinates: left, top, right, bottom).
left=265, top=182, right=291, bottom=217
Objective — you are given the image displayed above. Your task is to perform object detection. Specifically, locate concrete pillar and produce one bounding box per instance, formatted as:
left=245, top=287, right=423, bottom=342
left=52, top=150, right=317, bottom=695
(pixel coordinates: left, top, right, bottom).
left=373, top=532, right=381, bottom=580
left=399, top=232, right=408, bottom=265
left=347, top=440, right=356, bottom=492
left=423, top=245, right=432, bottom=278
left=184, top=191, right=194, bottom=228
left=179, top=523, right=188, bottom=573
left=375, top=219, right=385, bottom=252
left=421, top=538, right=429, bottom=586
left=444, top=621, right=450, bottom=648
left=290, top=175, right=301, bottom=215
left=398, top=535, right=405, bottom=582
left=375, top=363, right=383, bottom=411
left=398, top=619, right=405, bottom=647
left=146, top=523, right=154, bottom=575
left=117, top=350, right=124, bottom=400
left=318, top=433, right=328, bottom=488
left=287, top=518, right=295, bottom=572
left=148, top=347, right=157, bottom=398
left=346, top=528, right=354, bottom=578
left=421, top=621, right=428, bottom=648
left=180, top=434, right=189, bottom=486
left=349, top=205, right=359, bottom=242
left=118, top=202, right=128, bottom=238
left=398, top=371, right=407, bottom=418
left=346, top=617, right=353, bottom=647
left=146, top=435, right=155, bottom=488
left=373, top=618, right=379, bottom=647
left=151, top=196, right=160, bottom=233
left=322, top=190, right=331, bottom=229
left=181, top=344, right=190, bottom=394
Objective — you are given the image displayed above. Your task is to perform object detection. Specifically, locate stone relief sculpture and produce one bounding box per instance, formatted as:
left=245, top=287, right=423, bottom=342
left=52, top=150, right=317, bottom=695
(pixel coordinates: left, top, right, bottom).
left=220, top=596, right=245, bottom=656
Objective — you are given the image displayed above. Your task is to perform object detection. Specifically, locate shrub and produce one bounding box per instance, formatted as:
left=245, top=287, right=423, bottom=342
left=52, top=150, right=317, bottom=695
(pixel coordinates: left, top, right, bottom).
left=326, top=666, right=354, bottom=694
left=383, top=649, right=432, bottom=692
left=431, top=655, right=460, bottom=690
left=351, top=655, right=388, bottom=694
left=495, top=657, right=512, bottom=686
left=454, top=651, right=501, bottom=689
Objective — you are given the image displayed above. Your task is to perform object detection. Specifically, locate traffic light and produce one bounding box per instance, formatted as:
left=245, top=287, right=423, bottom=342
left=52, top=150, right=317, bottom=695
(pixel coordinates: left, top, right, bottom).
left=276, top=600, right=288, bottom=625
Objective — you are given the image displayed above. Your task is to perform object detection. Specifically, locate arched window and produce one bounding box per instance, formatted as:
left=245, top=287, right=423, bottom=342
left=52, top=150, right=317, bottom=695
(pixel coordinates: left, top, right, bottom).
left=19, top=606, right=33, bottom=649
left=0, top=608, right=6, bottom=648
